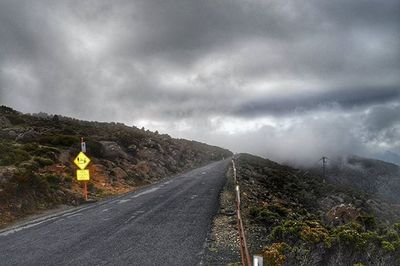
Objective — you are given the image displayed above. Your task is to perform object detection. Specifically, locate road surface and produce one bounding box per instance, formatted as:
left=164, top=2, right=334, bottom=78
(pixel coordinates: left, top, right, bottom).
left=0, top=160, right=230, bottom=266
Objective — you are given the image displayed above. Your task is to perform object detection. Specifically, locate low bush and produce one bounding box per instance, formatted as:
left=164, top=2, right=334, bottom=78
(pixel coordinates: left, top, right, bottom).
left=38, top=134, right=80, bottom=147
left=262, top=242, right=290, bottom=266
left=33, top=157, right=54, bottom=167
left=270, top=220, right=332, bottom=247
left=0, top=142, right=31, bottom=166
left=250, top=206, right=281, bottom=225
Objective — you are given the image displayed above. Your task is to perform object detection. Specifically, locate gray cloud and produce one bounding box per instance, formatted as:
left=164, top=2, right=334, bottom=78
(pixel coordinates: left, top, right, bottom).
left=0, top=0, right=399, bottom=164
left=235, top=86, right=400, bottom=117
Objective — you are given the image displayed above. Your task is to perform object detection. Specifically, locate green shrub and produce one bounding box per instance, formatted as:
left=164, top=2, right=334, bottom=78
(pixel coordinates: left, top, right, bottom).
left=5, top=114, right=25, bottom=125
left=360, top=231, right=379, bottom=243
left=268, top=204, right=289, bottom=217
left=0, top=142, right=31, bottom=166
left=22, top=143, right=39, bottom=152
left=38, top=135, right=80, bottom=147
left=34, top=146, right=60, bottom=155
left=262, top=242, right=290, bottom=266
left=33, top=157, right=54, bottom=167
left=336, top=229, right=366, bottom=247
left=384, top=229, right=400, bottom=242
left=393, top=222, right=400, bottom=233
left=87, top=182, right=95, bottom=193
left=19, top=161, right=40, bottom=172
left=300, top=221, right=332, bottom=246
left=269, top=220, right=332, bottom=247
left=381, top=240, right=395, bottom=252
left=333, top=223, right=370, bottom=249
left=358, top=215, right=377, bottom=230
left=36, top=174, right=61, bottom=190
left=249, top=206, right=281, bottom=225
left=13, top=171, right=50, bottom=193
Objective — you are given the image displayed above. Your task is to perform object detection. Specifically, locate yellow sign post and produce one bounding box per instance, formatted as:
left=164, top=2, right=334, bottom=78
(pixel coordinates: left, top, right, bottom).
left=77, top=169, right=90, bottom=181
left=74, top=140, right=91, bottom=201
left=74, top=152, right=91, bottom=170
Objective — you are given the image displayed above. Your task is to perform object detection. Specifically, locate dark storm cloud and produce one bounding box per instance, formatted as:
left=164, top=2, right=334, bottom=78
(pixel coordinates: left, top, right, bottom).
left=362, top=104, right=400, bottom=148
left=365, top=105, right=400, bottom=132
left=0, top=0, right=399, bottom=163
left=235, top=86, right=400, bottom=117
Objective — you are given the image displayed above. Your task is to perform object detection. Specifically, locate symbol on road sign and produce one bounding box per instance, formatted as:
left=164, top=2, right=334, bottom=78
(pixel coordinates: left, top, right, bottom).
left=74, top=152, right=91, bottom=170
left=77, top=169, right=90, bottom=181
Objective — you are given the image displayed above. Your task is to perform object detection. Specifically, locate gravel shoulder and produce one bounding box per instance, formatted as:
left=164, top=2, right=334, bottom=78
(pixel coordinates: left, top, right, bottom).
left=202, top=165, right=241, bottom=265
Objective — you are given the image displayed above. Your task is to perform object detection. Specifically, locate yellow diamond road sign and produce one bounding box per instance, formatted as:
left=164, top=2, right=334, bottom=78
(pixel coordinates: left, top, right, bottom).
left=74, top=152, right=91, bottom=170
left=77, top=169, right=90, bottom=181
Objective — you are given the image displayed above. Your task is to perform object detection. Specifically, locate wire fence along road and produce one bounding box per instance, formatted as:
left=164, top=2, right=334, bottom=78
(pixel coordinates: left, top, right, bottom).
left=232, top=159, right=252, bottom=266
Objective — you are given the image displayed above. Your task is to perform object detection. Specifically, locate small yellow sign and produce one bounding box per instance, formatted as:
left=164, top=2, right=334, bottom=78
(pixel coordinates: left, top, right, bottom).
left=74, top=152, right=91, bottom=170
left=77, top=169, right=90, bottom=181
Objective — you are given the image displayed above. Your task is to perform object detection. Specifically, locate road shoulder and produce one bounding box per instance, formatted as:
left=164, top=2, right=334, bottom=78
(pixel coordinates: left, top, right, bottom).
left=201, top=165, right=240, bottom=265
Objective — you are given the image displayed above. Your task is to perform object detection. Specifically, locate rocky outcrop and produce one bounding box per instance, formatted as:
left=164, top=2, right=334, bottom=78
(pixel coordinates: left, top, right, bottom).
left=0, top=166, right=16, bottom=183
left=325, top=204, right=361, bottom=226
left=0, top=115, right=11, bottom=128
left=99, top=141, right=128, bottom=159
left=16, top=128, right=40, bottom=142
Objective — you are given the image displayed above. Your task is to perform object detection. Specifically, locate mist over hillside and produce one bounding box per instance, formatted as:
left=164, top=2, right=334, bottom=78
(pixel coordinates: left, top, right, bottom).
left=305, top=155, right=400, bottom=205
left=235, top=153, right=400, bottom=265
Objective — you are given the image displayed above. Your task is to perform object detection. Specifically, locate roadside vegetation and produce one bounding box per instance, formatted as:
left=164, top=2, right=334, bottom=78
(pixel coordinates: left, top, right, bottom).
left=0, top=105, right=232, bottom=228
left=236, top=153, right=400, bottom=265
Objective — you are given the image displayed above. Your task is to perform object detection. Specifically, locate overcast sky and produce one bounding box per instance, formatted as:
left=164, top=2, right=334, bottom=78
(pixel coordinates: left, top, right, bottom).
left=0, top=0, right=399, bottom=165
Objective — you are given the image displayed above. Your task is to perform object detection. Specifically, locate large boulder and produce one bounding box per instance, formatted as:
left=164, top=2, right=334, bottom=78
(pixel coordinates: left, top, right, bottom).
left=140, top=138, right=164, bottom=153
left=0, top=166, right=17, bottom=183
left=0, top=115, right=11, bottom=128
left=111, top=167, right=128, bottom=180
left=16, top=129, right=40, bottom=142
left=99, top=141, right=128, bottom=159
left=325, top=203, right=360, bottom=226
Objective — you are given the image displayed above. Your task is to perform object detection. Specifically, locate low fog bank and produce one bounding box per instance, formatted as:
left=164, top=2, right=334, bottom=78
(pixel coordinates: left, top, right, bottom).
left=321, top=155, right=400, bottom=204
left=171, top=104, right=400, bottom=168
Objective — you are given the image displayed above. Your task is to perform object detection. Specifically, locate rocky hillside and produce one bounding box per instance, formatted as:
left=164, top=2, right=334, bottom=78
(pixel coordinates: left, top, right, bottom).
left=235, top=153, right=400, bottom=266
left=308, top=155, right=400, bottom=204
left=0, top=105, right=232, bottom=228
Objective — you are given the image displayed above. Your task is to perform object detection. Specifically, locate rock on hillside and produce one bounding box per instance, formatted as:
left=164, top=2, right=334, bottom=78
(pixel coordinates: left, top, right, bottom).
left=0, top=105, right=232, bottom=228
left=235, top=153, right=400, bottom=266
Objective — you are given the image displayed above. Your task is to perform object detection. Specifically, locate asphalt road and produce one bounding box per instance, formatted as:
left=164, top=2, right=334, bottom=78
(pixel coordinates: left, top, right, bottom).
left=0, top=160, right=230, bottom=266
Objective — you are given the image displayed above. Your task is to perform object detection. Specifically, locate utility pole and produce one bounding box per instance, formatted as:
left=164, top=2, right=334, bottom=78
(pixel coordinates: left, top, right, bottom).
left=320, top=156, right=328, bottom=180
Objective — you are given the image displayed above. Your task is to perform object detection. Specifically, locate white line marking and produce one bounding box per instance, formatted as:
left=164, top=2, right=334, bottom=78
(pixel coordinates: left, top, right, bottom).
left=118, top=199, right=131, bottom=204
left=131, top=187, right=160, bottom=198
left=0, top=205, right=95, bottom=236
left=0, top=217, right=58, bottom=236
left=66, top=213, right=83, bottom=218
